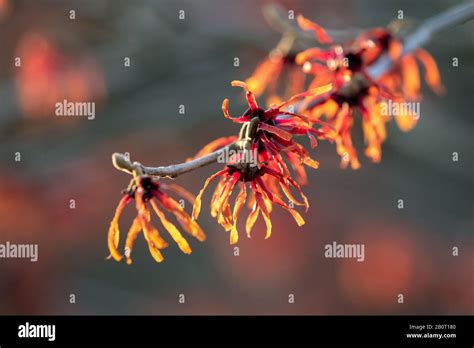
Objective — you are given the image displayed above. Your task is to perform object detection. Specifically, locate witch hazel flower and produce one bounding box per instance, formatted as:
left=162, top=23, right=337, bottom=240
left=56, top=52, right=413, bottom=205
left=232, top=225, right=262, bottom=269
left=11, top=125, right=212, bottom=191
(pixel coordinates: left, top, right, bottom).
left=191, top=80, right=334, bottom=243
left=295, top=16, right=444, bottom=168
left=107, top=175, right=205, bottom=264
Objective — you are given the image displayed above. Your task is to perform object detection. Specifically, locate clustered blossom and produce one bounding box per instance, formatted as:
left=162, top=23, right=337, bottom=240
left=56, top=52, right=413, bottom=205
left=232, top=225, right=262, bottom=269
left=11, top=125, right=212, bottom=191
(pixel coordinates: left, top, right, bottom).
left=295, top=17, right=443, bottom=168
left=108, top=12, right=444, bottom=262
left=108, top=176, right=205, bottom=264
left=191, top=80, right=333, bottom=243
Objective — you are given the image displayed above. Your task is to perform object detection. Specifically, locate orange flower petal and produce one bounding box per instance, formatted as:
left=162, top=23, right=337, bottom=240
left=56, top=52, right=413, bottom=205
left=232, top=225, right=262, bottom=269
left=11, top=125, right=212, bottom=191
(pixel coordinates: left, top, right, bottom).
left=230, top=183, right=247, bottom=244
left=415, top=48, right=444, bottom=95
left=156, top=192, right=206, bottom=242
left=160, top=182, right=196, bottom=205
left=136, top=192, right=169, bottom=250
left=216, top=172, right=241, bottom=231
left=296, top=15, right=332, bottom=44
left=394, top=107, right=418, bottom=132
left=147, top=243, right=165, bottom=263
left=252, top=183, right=272, bottom=239
left=245, top=202, right=260, bottom=238
left=150, top=200, right=191, bottom=255
left=124, top=217, right=142, bottom=265
left=259, top=122, right=293, bottom=141
left=245, top=58, right=283, bottom=97
left=388, top=40, right=403, bottom=60
left=107, top=195, right=131, bottom=262
left=303, top=156, right=319, bottom=169
left=295, top=48, right=325, bottom=65
left=401, top=55, right=420, bottom=100
left=192, top=168, right=229, bottom=220
left=231, top=80, right=259, bottom=111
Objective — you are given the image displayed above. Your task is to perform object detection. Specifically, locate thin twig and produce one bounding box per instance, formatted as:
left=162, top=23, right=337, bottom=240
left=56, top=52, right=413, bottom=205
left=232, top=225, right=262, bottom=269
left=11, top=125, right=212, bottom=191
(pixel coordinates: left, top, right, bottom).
left=112, top=142, right=240, bottom=178
left=367, top=0, right=474, bottom=79
left=112, top=1, right=474, bottom=179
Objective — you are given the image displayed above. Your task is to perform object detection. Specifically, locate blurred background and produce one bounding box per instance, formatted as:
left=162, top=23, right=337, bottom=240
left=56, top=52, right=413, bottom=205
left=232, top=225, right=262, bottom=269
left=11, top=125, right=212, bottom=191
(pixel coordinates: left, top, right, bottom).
left=0, top=0, right=472, bottom=315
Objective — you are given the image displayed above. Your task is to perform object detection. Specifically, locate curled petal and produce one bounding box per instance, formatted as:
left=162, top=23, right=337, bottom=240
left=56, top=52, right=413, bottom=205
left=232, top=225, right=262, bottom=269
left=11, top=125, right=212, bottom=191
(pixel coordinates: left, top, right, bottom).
left=107, top=195, right=132, bottom=262
left=193, top=168, right=230, bottom=220
left=231, top=80, right=259, bottom=111
left=222, top=99, right=233, bottom=119
left=275, top=83, right=333, bottom=111
left=221, top=99, right=250, bottom=123
left=279, top=179, right=305, bottom=209
left=285, top=152, right=308, bottom=185
left=216, top=172, right=241, bottom=231
left=273, top=195, right=305, bottom=227
left=210, top=178, right=226, bottom=218
left=297, top=15, right=332, bottom=44
left=415, top=48, right=444, bottom=95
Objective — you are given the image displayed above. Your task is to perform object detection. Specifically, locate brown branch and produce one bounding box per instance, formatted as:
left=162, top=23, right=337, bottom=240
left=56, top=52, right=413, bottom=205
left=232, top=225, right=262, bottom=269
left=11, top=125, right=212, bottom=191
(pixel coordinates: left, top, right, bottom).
left=112, top=1, right=473, bottom=179
left=367, top=0, right=474, bottom=79
left=112, top=141, right=241, bottom=178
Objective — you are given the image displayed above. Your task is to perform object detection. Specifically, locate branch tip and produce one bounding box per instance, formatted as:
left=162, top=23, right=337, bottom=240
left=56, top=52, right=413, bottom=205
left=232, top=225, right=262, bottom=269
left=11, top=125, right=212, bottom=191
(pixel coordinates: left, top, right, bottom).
left=112, top=153, right=133, bottom=174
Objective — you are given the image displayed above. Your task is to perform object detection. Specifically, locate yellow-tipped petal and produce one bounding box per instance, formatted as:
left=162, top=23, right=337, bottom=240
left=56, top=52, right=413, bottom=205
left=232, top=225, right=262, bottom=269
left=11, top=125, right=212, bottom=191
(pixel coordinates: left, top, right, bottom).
left=150, top=200, right=191, bottom=255
left=259, top=123, right=293, bottom=141
left=415, top=48, right=444, bottom=95
left=254, top=189, right=273, bottom=239
left=245, top=203, right=259, bottom=238
left=106, top=195, right=131, bottom=262
left=287, top=208, right=305, bottom=227
left=147, top=243, right=164, bottom=263
left=193, top=168, right=228, bottom=220
left=229, top=184, right=247, bottom=244
left=124, top=217, right=142, bottom=265
left=230, top=227, right=239, bottom=245
left=107, top=222, right=123, bottom=262
left=401, top=55, right=420, bottom=100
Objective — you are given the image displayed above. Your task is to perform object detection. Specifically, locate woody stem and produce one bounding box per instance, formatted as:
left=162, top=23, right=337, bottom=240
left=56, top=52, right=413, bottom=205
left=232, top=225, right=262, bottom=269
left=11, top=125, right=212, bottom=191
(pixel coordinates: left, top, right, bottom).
left=367, top=0, right=474, bottom=79
left=112, top=141, right=241, bottom=179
